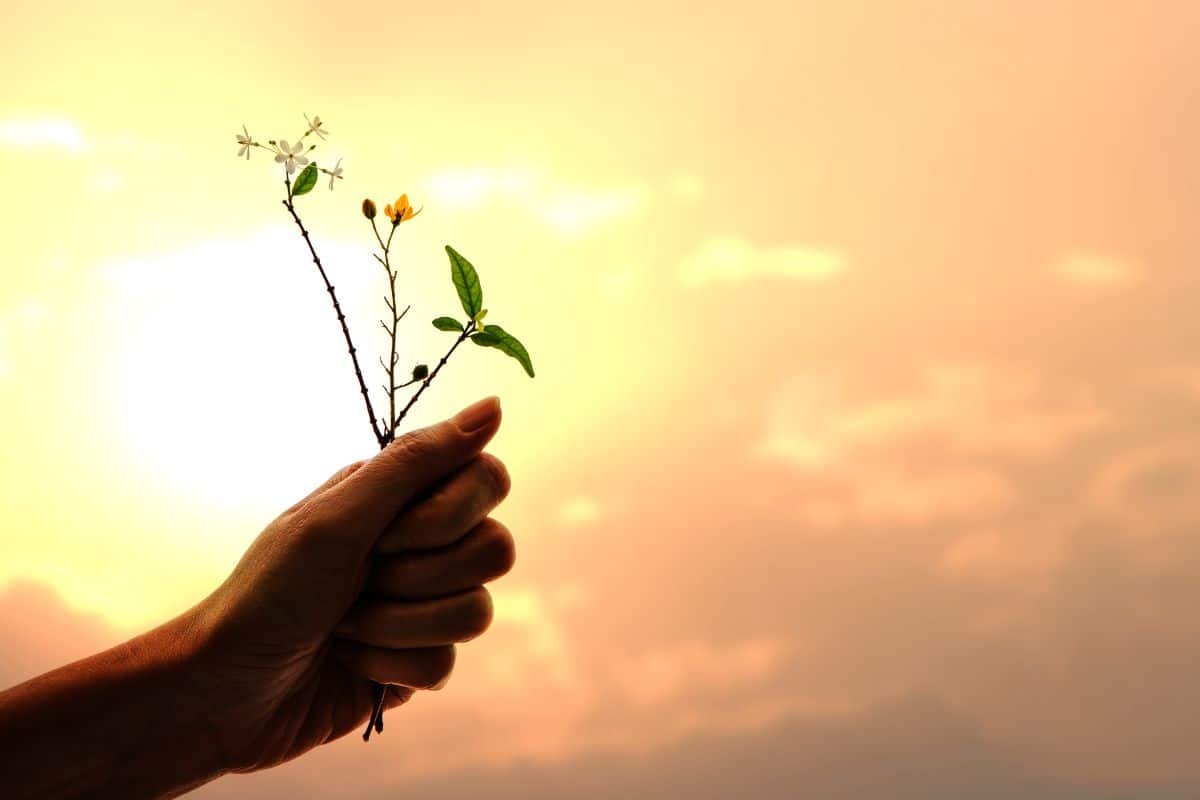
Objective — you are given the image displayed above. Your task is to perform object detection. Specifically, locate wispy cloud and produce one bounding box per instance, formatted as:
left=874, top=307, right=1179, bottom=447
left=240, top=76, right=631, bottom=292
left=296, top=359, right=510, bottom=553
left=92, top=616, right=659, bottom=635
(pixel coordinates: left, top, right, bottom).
left=0, top=117, right=89, bottom=152
left=538, top=185, right=650, bottom=236
left=423, top=167, right=649, bottom=236
left=425, top=167, right=537, bottom=209
left=679, top=237, right=845, bottom=286
left=1053, top=251, right=1139, bottom=289
left=557, top=496, right=603, bottom=526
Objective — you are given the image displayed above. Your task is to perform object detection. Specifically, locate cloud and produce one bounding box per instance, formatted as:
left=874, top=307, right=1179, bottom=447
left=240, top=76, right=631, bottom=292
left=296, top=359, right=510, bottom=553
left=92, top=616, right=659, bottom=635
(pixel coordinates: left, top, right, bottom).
left=425, top=168, right=536, bottom=209
left=538, top=185, right=650, bottom=236
left=940, top=524, right=1068, bottom=584
left=0, top=118, right=89, bottom=152
left=1087, top=441, right=1200, bottom=536
left=611, top=638, right=786, bottom=707
left=556, top=496, right=603, bottom=526
left=346, top=696, right=1173, bottom=800
left=0, top=580, right=120, bottom=689
left=422, top=167, right=648, bottom=236
left=756, top=364, right=1107, bottom=469
left=679, top=237, right=845, bottom=286
left=1053, top=251, right=1139, bottom=288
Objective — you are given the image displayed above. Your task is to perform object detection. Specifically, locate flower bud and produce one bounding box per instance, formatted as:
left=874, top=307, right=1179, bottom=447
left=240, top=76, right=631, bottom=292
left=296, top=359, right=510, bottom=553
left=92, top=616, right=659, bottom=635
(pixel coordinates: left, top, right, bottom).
left=412, top=364, right=429, bottom=381
left=362, top=198, right=377, bottom=219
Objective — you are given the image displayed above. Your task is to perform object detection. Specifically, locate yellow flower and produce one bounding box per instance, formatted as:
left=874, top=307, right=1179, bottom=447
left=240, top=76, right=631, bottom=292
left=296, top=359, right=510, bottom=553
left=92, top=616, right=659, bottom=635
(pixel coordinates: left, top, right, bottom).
left=384, top=193, right=422, bottom=225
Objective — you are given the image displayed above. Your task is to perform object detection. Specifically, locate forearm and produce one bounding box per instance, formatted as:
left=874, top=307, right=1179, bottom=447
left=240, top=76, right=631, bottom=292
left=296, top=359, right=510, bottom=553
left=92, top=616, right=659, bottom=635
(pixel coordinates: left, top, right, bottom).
left=0, top=608, right=226, bottom=799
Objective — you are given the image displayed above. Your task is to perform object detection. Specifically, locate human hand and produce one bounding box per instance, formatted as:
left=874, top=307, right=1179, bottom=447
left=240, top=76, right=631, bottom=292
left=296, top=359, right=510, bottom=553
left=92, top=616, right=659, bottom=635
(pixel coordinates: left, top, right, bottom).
left=181, top=396, right=515, bottom=772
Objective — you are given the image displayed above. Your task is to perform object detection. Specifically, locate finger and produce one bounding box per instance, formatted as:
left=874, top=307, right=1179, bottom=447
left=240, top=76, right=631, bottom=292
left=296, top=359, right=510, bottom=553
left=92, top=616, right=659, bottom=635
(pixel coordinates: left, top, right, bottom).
left=375, top=454, right=511, bottom=554
left=286, top=460, right=367, bottom=514
left=386, top=685, right=416, bottom=709
left=315, top=396, right=502, bottom=552
left=368, top=518, right=516, bottom=600
left=335, top=587, right=494, bottom=648
left=333, top=642, right=456, bottom=690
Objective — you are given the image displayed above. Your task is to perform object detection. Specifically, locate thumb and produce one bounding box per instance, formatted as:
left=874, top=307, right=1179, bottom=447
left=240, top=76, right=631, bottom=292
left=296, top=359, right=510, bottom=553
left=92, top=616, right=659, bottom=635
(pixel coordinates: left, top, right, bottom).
left=320, top=396, right=502, bottom=549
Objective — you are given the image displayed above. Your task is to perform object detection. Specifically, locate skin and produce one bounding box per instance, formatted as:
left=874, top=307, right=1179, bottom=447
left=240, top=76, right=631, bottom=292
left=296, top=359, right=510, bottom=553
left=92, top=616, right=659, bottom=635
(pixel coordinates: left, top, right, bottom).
left=0, top=396, right=515, bottom=799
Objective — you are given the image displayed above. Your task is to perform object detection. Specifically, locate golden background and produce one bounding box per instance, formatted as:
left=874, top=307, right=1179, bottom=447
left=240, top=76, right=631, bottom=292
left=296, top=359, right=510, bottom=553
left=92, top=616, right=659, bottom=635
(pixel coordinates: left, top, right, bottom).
left=3, top=1, right=1199, bottom=796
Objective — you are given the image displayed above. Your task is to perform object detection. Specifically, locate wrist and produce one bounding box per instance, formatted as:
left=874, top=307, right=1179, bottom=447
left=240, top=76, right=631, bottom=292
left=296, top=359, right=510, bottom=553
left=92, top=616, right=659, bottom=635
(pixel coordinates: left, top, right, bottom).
left=104, top=607, right=230, bottom=797
left=0, top=603, right=228, bottom=799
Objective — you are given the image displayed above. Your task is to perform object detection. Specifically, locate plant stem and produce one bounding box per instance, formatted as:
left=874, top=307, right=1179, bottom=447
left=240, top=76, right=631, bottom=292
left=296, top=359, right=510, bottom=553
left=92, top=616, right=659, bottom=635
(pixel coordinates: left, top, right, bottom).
left=363, top=321, right=476, bottom=739
left=281, top=172, right=385, bottom=448
left=393, top=322, right=476, bottom=434
left=371, top=219, right=405, bottom=444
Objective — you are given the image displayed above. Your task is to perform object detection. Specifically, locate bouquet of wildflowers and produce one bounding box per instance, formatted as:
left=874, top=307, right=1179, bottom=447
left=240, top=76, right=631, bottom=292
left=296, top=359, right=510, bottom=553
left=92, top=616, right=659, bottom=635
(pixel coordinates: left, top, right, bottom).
left=233, top=113, right=534, bottom=739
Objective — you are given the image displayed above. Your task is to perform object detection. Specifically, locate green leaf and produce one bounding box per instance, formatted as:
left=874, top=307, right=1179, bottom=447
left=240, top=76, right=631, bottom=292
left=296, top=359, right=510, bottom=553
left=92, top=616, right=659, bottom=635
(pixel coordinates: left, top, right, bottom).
left=470, top=324, right=535, bottom=378
left=432, top=316, right=464, bottom=332
left=291, top=163, right=319, bottom=197
left=445, top=245, right=483, bottom=318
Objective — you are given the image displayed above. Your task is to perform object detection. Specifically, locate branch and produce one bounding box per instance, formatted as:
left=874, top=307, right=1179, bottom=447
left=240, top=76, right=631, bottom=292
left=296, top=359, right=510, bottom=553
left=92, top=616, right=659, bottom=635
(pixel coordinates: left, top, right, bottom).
left=391, top=322, right=475, bottom=432
left=281, top=172, right=384, bottom=447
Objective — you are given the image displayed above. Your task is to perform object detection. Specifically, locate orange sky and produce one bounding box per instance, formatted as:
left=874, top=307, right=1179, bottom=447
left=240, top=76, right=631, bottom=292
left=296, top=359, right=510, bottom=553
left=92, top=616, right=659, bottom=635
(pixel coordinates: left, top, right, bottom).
left=4, top=1, right=1200, bottom=796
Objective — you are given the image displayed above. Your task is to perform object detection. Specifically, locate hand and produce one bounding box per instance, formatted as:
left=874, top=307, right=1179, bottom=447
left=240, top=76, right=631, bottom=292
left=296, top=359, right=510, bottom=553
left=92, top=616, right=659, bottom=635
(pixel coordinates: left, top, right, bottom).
left=183, top=396, right=515, bottom=772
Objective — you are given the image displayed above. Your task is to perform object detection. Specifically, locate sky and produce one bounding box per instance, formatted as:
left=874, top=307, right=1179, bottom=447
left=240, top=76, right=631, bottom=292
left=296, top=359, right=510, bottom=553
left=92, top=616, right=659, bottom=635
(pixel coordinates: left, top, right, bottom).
left=3, top=0, right=1200, bottom=796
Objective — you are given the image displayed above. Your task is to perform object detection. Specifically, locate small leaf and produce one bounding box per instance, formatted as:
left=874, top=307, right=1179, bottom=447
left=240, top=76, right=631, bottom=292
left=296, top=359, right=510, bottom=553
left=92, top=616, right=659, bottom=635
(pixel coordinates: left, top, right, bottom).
left=470, top=324, right=535, bottom=378
left=412, top=364, right=429, bottom=380
left=292, top=163, right=319, bottom=196
left=445, top=245, right=483, bottom=318
left=432, top=316, right=464, bottom=332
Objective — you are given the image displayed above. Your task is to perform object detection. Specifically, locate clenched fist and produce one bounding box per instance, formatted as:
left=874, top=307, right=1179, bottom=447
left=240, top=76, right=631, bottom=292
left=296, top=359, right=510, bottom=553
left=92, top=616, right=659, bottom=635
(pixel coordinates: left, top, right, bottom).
left=0, top=396, right=517, bottom=798
left=194, top=395, right=515, bottom=770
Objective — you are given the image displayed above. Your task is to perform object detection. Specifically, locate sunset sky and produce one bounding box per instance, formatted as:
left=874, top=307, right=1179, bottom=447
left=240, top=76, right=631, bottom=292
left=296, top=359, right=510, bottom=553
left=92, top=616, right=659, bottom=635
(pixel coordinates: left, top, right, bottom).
left=4, top=1, right=1200, bottom=796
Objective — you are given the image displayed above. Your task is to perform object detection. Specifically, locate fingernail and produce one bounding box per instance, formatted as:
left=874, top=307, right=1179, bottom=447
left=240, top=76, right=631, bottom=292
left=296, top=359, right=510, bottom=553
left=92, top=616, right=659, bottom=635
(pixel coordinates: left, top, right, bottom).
left=452, top=396, right=501, bottom=434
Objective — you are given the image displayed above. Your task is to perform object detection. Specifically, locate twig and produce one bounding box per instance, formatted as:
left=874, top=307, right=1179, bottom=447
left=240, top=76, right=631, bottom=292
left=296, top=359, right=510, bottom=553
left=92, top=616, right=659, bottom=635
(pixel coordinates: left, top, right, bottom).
left=281, top=172, right=385, bottom=448
left=363, top=322, right=476, bottom=739
left=393, top=323, right=475, bottom=431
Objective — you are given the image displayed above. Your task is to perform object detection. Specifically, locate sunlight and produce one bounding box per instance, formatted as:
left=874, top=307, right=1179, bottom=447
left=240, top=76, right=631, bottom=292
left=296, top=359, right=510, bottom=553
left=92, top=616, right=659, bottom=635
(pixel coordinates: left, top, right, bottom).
left=101, top=227, right=376, bottom=513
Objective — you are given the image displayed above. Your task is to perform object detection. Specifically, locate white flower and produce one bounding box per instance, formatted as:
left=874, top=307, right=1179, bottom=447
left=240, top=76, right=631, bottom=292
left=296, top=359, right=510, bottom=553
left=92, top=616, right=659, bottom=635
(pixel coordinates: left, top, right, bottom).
left=304, top=113, right=328, bottom=140
left=236, top=124, right=252, bottom=159
left=326, top=157, right=344, bottom=190
left=274, top=140, right=309, bottom=175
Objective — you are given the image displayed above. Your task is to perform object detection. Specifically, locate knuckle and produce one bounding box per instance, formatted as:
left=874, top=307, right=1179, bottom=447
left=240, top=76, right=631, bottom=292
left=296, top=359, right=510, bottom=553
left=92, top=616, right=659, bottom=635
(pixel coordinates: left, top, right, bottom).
left=299, top=506, right=344, bottom=541
left=477, top=453, right=512, bottom=502
left=333, top=460, right=366, bottom=484
left=390, top=426, right=441, bottom=463
left=456, top=587, right=494, bottom=641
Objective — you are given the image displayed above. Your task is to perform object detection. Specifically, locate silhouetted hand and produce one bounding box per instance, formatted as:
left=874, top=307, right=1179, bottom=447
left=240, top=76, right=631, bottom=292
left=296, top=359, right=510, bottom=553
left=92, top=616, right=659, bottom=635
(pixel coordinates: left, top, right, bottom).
left=0, top=397, right=516, bottom=797
left=186, top=396, right=514, bottom=772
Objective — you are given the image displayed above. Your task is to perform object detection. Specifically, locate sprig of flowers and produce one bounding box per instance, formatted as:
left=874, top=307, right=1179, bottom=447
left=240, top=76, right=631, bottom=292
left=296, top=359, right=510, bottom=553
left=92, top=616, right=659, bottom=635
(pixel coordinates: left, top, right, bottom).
left=233, top=116, right=344, bottom=193
left=231, top=112, right=535, bottom=741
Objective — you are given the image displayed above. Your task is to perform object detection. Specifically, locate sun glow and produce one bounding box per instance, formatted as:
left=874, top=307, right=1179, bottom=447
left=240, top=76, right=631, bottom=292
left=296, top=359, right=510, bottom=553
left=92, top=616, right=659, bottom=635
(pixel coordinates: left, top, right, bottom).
left=101, top=227, right=379, bottom=514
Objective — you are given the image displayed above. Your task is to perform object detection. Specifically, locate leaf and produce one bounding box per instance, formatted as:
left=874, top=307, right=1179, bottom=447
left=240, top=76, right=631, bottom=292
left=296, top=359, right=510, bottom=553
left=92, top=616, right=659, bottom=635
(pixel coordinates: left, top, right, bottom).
left=292, top=163, right=319, bottom=197
left=432, top=316, right=464, bottom=332
left=470, top=324, right=535, bottom=378
left=445, top=245, right=483, bottom=318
